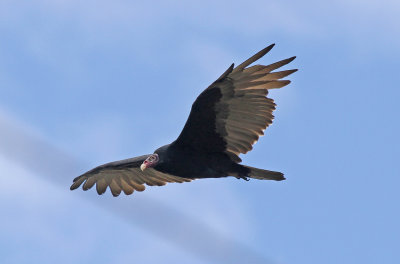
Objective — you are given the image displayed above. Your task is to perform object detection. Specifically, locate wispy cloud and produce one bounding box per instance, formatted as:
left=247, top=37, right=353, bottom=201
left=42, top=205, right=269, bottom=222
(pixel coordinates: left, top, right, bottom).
left=0, top=109, right=272, bottom=263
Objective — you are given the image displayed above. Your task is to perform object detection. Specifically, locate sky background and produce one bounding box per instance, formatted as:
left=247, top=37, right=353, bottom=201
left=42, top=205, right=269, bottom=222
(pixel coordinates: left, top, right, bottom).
left=1, top=0, right=399, bottom=263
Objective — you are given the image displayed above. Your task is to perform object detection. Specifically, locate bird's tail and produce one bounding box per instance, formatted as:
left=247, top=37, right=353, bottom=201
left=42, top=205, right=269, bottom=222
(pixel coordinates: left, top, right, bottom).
left=244, top=165, right=285, bottom=181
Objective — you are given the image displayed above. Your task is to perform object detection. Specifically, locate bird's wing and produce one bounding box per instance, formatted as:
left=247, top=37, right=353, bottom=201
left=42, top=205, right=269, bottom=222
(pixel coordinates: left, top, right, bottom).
left=173, top=44, right=296, bottom=162
left=70, top=155, right=192, bottom=196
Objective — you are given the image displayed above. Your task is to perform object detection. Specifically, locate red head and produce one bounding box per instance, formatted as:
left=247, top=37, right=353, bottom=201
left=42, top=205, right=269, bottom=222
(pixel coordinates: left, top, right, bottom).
left=140, top=154, right=159, bottom=171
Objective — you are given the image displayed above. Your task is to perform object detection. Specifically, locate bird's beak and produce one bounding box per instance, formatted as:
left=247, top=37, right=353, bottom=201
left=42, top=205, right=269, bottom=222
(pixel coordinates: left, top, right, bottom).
left=140, top=163, right=147, bottom=171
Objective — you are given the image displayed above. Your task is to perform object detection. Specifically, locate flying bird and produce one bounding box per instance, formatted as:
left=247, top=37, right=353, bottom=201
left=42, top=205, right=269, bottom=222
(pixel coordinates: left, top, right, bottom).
left=70, top=44, right=296, bottom=196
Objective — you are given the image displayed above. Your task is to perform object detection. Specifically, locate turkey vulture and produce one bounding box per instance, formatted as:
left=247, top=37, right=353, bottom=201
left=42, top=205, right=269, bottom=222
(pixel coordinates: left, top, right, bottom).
left=70, top=44, right=296, bottom=196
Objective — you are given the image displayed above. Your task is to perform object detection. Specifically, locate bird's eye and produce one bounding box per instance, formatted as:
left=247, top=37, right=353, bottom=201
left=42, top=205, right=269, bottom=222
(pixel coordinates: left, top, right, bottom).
left=148, top=154, right=159, bottom=163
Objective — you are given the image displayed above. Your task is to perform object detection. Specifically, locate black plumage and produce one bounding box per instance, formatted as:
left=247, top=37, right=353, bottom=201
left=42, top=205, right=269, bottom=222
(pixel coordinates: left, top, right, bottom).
left=70, top=44, right=297, bottom=196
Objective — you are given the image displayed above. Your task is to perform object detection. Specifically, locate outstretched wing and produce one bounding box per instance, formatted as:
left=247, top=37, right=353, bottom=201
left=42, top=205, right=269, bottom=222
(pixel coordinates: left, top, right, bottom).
left=173, top=44, right=296, bottom=162
left=70, top=155, right=192, bottom=196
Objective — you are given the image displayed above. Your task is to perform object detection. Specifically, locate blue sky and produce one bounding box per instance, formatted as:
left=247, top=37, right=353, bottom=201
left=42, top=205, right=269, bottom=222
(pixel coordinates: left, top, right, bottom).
left=1, top=1, right=399, bottom=263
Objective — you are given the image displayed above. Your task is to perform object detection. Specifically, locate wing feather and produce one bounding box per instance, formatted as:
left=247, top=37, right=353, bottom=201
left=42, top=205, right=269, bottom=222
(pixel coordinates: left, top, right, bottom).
left=96, top=178, right=108, bottom=195
left=120, top=177, right=135, bottom=195
left=233, top=44, right=275, bottom=72
left=82, top=177, right=96, bottom=190
left=109, top=179, right=122, bottom=197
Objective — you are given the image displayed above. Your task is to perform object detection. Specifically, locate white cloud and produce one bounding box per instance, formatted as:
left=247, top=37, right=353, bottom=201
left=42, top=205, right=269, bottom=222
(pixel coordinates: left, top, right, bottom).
left=0, top=0, right=313, bottom=37
left=2, top=0, right=397, bottom=39
left=0, top=157, right=94, bottom=263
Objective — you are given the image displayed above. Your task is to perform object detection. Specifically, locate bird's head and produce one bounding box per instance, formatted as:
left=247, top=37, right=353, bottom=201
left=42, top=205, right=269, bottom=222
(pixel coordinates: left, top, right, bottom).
left=140, top=153, right=159, bottom=171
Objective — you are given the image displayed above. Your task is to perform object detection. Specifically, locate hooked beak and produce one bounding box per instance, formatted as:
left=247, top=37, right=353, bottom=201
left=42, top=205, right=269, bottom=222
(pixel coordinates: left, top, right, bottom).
left=140, top=163, right=147, bottom=171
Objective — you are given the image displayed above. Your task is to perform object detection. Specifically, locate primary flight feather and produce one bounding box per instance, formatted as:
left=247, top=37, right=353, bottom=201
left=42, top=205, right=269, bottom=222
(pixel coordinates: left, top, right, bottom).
left=70, top=44, right=297, bottom=196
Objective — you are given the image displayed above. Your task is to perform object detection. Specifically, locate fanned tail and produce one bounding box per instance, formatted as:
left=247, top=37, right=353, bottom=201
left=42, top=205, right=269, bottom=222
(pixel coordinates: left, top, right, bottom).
left=244, top=165, right=285, bottom=181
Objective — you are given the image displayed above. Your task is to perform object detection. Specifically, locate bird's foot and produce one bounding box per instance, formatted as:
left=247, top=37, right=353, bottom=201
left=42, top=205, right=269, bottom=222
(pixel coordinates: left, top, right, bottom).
left=236, top=176, right=250, bottom=181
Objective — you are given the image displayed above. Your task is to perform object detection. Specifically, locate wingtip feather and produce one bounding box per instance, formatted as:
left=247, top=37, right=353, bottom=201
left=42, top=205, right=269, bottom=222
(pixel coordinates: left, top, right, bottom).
left=216, top=63, right=234, bottom=82
left=70, top=176, right=85, bottom=190
left=234, top=44, right=276, bottom=72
